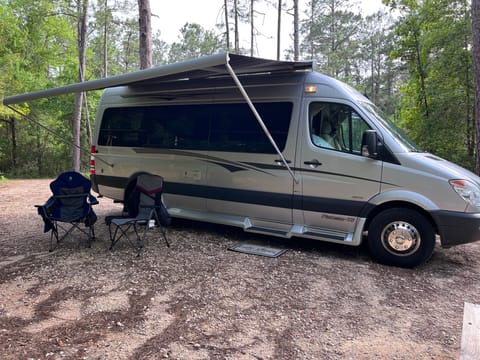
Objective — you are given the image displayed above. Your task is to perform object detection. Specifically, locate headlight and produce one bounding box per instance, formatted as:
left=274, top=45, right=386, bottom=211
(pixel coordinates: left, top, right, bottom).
left=449, top=179, right=480, bottom=208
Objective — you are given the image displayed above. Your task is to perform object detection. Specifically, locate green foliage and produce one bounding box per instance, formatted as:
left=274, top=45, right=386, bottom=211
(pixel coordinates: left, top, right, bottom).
left=301, top=0, right=364, bottom=80
left=0, top=0, right=86, bottom=177
left=391, top=0, right=474, bottom=169
left=0, top=0, right=476, bottom=176
left=168, top=23, right=225, bottom=63
left=299, top=1, right=402, bottom=116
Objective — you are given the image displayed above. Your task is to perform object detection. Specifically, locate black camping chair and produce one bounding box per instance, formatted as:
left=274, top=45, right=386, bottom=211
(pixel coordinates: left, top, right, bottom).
left=105, top=173, right=171, bottom=253
left=36, top=171, right=98, bottom=251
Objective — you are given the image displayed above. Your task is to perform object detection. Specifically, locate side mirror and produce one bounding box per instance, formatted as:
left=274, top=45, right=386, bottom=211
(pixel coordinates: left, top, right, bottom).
left=361, top=130, right=379, bottom=158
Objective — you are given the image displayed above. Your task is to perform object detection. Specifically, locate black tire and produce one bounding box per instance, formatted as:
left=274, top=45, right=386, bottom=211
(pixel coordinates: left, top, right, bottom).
left=367, top=208, right=436, bottom=268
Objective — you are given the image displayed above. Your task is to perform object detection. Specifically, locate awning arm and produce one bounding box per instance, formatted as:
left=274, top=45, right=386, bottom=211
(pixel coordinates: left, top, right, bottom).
left=224, top=56, right=299, bottom=184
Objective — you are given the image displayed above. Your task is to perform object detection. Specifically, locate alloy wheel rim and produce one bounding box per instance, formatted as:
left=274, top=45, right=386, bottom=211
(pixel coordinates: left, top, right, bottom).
left=381, top=221, right=421, bottom=256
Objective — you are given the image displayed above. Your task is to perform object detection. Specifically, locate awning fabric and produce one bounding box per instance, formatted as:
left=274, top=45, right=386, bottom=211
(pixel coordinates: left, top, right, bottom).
left=3, top=53, right=315, bottom=105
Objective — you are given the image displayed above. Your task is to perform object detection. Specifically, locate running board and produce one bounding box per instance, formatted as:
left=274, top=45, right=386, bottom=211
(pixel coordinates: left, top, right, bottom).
left=294, top=225, right=354, bottom=243
left=167, top=208, right=358, bottom=245
left=246, top=226, right=290, bottom=237
left=245, top=224, right=353, bottom=243
left=302, top=230, right=348, bottom=242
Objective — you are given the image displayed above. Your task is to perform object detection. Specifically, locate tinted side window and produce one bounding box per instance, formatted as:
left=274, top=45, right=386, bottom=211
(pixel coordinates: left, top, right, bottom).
left=98, top=106, right=210, bottom=149
left=98, top=108, right=146, bottom=147
left=309, top=102, right=370, bottom=154
left=98, top=102, right=293, bottom=153
left=209, top=103, right=292, bottom=153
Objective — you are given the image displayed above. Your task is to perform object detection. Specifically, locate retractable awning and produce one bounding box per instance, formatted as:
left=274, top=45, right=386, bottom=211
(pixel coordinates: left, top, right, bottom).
left=3, top=53, right=315, bottom=182
left=3, top=53, right=315, bottom=105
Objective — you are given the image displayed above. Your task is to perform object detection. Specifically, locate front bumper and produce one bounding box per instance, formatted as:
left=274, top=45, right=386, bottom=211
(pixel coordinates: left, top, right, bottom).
left=431, top=210, right=480, bottom=247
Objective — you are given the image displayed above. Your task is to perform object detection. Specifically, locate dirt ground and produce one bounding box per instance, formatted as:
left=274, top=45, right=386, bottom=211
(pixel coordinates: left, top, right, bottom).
left=1, top=179, right=479, bottom=360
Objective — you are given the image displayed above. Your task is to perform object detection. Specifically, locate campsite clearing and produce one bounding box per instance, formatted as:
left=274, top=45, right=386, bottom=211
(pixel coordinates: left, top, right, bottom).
left=0, top=179, right=479, bottom=359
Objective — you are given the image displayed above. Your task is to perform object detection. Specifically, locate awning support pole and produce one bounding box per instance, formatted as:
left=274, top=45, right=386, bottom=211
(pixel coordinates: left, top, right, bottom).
left=225, top=58, right=299, bottom=184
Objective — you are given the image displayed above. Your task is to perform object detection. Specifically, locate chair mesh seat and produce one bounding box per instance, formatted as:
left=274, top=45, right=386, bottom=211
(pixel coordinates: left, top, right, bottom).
left=36, top=171, right=98, bottom=251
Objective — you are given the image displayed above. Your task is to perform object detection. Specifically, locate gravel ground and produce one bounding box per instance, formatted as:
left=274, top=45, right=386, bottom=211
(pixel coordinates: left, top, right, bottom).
left=1, top=179, right=479, bottom=359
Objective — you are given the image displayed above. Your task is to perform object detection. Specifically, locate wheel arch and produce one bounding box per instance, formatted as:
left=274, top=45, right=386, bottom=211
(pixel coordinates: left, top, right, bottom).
left=362, top=200, right=439, bottom=236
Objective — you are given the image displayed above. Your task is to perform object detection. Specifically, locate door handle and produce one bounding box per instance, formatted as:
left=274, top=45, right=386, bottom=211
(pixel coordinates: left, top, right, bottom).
left=275, top=159, right=291, bottom=166
left=304, top=159, right=322, bottom=168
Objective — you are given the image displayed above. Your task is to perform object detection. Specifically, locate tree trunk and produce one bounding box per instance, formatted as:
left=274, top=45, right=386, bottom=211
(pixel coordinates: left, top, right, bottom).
left=103, top=0, right=108, bottom=77
left=234, top=0, right=239, bottom=53
left=250, top=0, right=254, bottom=56
left=138, top=0, right=152, bottom=69
left=370, top=37, right=377, bottom=104
left=309, top=0, right=314, bottom=59
left=473, top=0, right=480, bottom=173
left=293, top=0, right=299, bottom=60
left=224, top=0, right=230, bottom=50
left=36, top=124, right=42, bottom=175
left=83, top=92, right=93, bottom=145
left=413, top=30, right=429, bottom=118
left=466, top=0, right=474, bottom=159
left=276, top=0, right=281, bottom=60
left=10, top=117, right=16, bottom=169
left=1, top=118, right=17, bottom=171
left=72, top=0, right=88, bottom=172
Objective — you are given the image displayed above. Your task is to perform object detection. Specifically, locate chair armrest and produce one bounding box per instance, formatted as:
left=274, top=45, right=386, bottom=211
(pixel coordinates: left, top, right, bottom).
left=35, top=196, right=56, bottom=210
left=88, top=194, right=99, bottom=205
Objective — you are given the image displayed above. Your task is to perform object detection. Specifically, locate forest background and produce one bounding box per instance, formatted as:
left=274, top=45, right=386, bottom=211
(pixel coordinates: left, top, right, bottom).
left=0, top=0, right=476, bottom=177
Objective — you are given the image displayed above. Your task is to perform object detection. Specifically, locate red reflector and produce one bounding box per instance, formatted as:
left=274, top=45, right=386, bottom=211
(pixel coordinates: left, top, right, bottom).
left=450, top=180, right=465, bottom=187
left=90, top=145, right=96, bottom=175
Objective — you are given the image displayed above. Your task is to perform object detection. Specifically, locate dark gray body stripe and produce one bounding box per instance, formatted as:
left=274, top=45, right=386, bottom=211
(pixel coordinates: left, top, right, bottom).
left=93, top=174, right=370, bottom=217
left=130, top=149, right=399, bottom=186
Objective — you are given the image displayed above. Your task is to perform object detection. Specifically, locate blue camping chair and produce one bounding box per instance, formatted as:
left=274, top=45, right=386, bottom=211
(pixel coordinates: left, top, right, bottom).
left=36, top=171, right=98, bottom=251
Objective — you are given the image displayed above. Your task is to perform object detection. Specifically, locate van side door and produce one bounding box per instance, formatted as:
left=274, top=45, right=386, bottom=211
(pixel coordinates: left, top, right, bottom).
left=206, top=102, right=295, bottom=228
left=296, top=101, right=382, bottom=238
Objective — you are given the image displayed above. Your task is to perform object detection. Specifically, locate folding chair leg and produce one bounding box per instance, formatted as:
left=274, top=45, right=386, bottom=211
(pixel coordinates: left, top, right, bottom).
left=86, top=226, right=94, bottom=248
left=161, top=227, right=170, bottom=248
left=152, top=209, right=170, bottom=247
left=134, top=223, right=144, bottom=254
left=49, top=222, right=94, bottom=251
left=109, top=225, right=123, bottom=250
left=49, top=224, right=59, bottom=252
left=109, top=223, right=135, bottom=250
left=134, top=219, right=169, bottom=255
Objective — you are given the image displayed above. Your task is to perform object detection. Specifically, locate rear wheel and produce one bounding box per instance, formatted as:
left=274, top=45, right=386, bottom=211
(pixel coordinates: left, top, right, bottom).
left=367, top=208, right=436, bottom=268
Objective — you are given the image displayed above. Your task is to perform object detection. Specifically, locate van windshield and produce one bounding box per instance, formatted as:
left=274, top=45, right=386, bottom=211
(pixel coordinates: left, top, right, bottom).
left=360, top=101, right=421, bottom=152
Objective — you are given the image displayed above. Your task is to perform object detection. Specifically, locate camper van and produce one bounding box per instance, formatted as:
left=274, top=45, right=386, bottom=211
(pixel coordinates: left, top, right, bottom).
left=4, top=53, right=480, bottom=267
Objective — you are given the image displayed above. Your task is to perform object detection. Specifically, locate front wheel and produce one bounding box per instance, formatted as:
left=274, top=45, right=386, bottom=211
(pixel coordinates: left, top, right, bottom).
left=368, top=208, right=436, bottom=268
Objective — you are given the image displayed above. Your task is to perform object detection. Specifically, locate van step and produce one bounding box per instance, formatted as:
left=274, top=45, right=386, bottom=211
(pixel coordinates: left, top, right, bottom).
left=245, top=225, right=352, bottom=242
left=246, top=226, right=290, bottom=237
left=302, top=230, right=346, bottom=241
left=290, top=224, right=352, bottom=242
